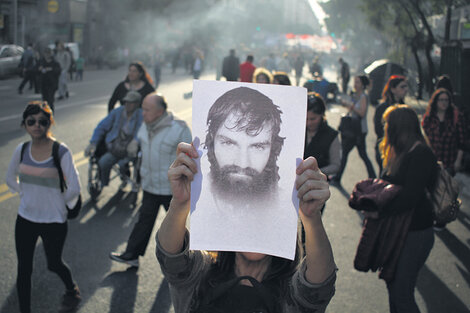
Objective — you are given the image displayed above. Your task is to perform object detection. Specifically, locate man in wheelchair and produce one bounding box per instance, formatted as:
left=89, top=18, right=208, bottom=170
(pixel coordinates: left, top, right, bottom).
left=85, top=91, right=143, bottom=191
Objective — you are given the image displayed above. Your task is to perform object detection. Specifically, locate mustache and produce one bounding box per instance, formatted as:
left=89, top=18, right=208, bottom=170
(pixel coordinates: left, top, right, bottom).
left=219, top=165, right=260, bottom=177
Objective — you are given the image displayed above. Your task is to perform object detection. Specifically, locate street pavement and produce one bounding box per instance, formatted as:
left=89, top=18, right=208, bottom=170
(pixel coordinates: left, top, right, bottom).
left=0, top=66, right=469, bottom=313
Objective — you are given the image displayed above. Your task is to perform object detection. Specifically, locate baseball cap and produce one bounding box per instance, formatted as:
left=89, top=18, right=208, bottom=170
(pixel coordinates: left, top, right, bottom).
left=122, top=91, right=142, bottom=103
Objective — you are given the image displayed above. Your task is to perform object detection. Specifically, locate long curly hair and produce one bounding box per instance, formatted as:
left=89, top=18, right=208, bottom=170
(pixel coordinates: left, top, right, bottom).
left=423, top=88, right=456, bottom=124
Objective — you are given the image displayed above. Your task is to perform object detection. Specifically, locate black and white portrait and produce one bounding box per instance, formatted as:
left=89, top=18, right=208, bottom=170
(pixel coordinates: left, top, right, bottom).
left=190, top=80, right=307, bottom=260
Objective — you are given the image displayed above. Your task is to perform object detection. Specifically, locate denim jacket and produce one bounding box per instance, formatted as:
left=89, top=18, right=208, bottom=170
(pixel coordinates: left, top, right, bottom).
left=90, top=106, right=143, bottom=145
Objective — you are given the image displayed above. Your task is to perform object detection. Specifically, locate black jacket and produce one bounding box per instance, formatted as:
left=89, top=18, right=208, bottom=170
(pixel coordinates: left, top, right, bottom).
left=304, top=121, right=338, bottom=169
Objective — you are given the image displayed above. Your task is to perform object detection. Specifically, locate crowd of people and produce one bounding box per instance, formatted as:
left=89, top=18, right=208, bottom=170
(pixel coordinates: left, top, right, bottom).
left=6, top=44, right=469, bottom=313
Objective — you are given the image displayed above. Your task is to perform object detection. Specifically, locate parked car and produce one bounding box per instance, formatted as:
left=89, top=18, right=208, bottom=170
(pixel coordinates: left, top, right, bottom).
left=0, top=44, right=24, bottom=78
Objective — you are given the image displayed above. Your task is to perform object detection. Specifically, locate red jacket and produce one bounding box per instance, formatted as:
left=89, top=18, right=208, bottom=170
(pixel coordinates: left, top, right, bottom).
left=239, top=62, right=256, bottom=82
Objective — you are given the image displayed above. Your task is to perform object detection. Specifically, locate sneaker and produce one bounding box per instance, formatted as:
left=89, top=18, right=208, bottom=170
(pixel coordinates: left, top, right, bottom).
left=109, top=252, right=139, bottom=267
left=59, top=285, right=81, bottom=312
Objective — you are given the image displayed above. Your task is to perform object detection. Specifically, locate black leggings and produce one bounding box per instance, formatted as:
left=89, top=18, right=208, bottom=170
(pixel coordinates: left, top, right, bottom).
left=15, top=215, right=75, bottom=313
left=336, top=133, right=376, bottom=182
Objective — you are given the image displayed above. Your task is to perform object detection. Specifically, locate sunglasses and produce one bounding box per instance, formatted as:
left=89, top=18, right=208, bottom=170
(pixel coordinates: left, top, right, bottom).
left=25, top=118, right=49, bottom=127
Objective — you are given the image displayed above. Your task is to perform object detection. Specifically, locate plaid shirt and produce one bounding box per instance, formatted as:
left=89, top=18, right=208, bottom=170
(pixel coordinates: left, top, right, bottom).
left=422, top=111, right=465, bottom=170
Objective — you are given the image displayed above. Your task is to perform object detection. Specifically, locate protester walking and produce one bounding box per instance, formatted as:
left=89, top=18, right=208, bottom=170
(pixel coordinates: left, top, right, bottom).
left=38, top=48, right=61, bottom=112
left=107, top=62, right=155, bottom=113
left=221, top=49, right=240, bottom=81
left=365, top=104, right=437, bottom=313
left=373, top=75, right=408, bottom=175
left=75, top=56, right=85, bottom=81
left=109, top=93, right=191, bottom=267
left=338, top=58, right=350, bottom=94
left=18, top=43, right=36, bottom=94
left=239, top=55, right=256, bottom=82
left=55, top=42, right=71, bottom=100
left=332, top=75, right=376, bottom=184
left=294, top=55, right=304, bottom=86
left=6, top=102, right=82, bottom=313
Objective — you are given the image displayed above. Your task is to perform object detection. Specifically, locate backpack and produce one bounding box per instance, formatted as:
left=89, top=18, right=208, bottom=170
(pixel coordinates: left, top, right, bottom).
left=21, top=141, right=82, bottom=219
left=427, top=162, right=461, bottom=224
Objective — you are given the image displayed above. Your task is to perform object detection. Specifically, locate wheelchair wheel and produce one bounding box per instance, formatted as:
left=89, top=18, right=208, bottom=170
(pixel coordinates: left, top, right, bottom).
left=87, top=157, right=102, bottom=201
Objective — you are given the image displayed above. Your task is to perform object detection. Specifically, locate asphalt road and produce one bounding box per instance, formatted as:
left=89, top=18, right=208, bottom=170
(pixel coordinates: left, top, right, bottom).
left=0, top=66, right=469, bottom=313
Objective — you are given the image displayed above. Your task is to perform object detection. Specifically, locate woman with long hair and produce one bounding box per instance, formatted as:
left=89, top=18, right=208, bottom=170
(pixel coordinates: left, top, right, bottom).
left=107, top=61, right=155, bottom=113
left=156, top=143, right=336, bottom=313
left=373, top=75, right=408, bottom=175
left=422, top=88, right=465, bottom=176
left=369, top=104, right=438, bottom=313
left=6, top=101, right=82, bottom=313
left=332, top=75, right=376, bottom=184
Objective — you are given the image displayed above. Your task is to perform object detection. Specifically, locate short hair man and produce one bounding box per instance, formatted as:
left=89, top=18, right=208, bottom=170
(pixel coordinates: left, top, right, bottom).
left=110, top=93, right=192, bottom=267
left=204, top=86, right=284, bottom=204
left=86, top=90, right=143, bottom=188
left=338, top=57, right=350, bottom=94
left=239, top=55, right=256, bottom=83
left=222, top=49, right=240, bottom=81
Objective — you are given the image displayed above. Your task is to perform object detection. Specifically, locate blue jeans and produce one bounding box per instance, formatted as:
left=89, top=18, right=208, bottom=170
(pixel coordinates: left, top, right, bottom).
left=98, top=152, right=132, bottom=186
left=386, top=227, right=434, bottom=313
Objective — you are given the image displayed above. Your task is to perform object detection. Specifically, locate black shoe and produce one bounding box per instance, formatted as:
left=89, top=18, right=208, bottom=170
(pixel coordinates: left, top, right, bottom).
left=18, top=89, right=22, bottom=94
left=59, top=285, right=81, bottom=312
left=109, top=252, right=139, bottom=267
left=57, top=96, right=64, bottom=100
left=66, top=91, right=69, bottom=98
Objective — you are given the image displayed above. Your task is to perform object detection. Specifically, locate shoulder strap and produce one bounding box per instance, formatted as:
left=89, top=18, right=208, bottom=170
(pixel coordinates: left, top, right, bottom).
left=52, top=141, right=67, bottom=193
left=20, top=141, right=30, bottom=162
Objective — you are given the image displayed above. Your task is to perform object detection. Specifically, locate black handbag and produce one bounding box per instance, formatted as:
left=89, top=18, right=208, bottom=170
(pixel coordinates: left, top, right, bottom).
left=338, top=114, right=361, bottom=138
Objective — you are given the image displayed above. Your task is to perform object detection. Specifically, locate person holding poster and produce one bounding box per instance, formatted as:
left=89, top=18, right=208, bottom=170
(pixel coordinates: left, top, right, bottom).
left=155, top=81, right=336, bottom=313
left=156, top=143, right=336, bottom=313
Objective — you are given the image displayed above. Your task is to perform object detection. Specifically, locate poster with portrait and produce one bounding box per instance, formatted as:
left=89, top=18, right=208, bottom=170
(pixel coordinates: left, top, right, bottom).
left=190, top=80, right=307, bottom=260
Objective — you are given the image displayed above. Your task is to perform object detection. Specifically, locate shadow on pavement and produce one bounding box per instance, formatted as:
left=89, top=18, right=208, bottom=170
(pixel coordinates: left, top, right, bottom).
left=435, top=228, right=470, bottom=273
left=0, top=188, right=140, bottom=313
left=149, top=278, right=172, bottom=313
left=417, top=265, right=469, bottom=313
left=101, top=267, right=138, bottom=313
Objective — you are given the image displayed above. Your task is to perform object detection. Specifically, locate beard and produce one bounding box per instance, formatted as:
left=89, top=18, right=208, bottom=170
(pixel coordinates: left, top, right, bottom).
left=210, top=163, right=278, bottom=202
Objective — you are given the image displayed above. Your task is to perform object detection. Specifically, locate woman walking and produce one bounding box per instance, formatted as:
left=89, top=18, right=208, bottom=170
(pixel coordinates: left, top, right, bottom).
left=108, top=62, right=155, bottom=113
left=332, top=75, right=376, bottom=184
left=373, top=75, right=408, bottom=175
left=6, top=101, right=81, bottom=313
left=371, top=105, right=437, bottom=312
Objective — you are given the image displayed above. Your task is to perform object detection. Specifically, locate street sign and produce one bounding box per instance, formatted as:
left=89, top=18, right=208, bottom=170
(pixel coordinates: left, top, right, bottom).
left=47, top=0, right=59, bottom=13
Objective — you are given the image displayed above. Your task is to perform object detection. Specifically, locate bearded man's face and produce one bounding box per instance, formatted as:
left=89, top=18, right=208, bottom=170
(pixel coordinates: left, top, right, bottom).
left=210, top=113, right=276, bottom=199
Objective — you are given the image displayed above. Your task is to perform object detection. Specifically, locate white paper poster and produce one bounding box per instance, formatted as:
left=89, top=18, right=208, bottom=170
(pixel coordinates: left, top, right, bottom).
left=190, top=80, right=307, bottom=260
